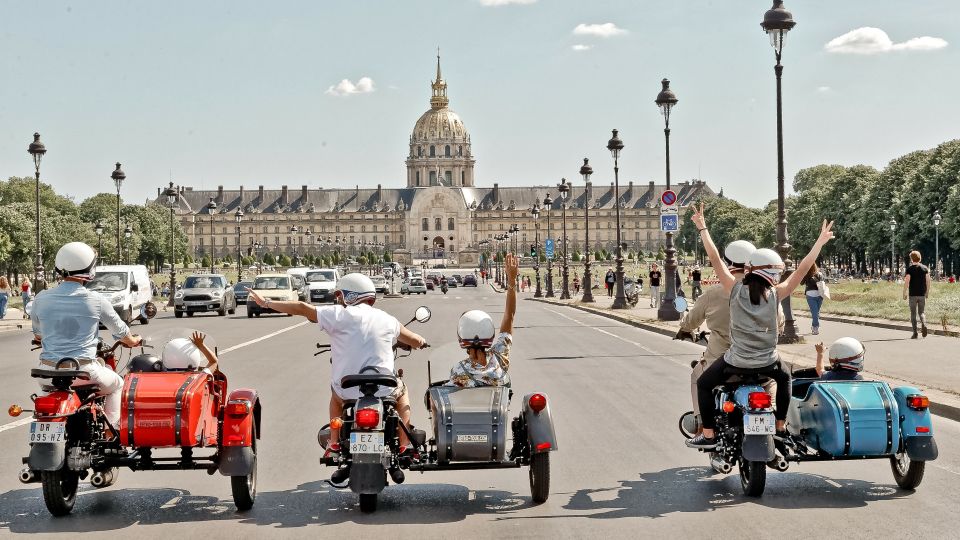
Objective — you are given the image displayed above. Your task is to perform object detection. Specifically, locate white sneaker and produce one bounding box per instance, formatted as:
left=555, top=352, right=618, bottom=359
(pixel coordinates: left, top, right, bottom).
left=812, top=327, right=819, bottom=335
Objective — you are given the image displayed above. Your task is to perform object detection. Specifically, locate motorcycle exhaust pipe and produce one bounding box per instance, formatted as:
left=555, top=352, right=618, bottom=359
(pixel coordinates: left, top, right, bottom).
left=90, top=469, right=115, bottom=488
left=769, top=456, right=789, bottom=472
left=710, top=455, right=732, bottom=474
left=19, top=467, right=39, bottom=484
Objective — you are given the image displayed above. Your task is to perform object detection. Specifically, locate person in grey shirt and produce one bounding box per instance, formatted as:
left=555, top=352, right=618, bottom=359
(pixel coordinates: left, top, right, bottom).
left=685, top=204, right=834, bottom=450
left=31, top=242, right=141, bottom=426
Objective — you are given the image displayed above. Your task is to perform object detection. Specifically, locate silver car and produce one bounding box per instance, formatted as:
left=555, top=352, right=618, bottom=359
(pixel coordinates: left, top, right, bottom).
left=174, top=274, right=237, bottom=318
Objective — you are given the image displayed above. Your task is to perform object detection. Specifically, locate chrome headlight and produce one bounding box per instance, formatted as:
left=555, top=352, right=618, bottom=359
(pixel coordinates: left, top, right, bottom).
left=212, top=291, right=223, bottom=298
left=174, top=290, right=184, bottom=299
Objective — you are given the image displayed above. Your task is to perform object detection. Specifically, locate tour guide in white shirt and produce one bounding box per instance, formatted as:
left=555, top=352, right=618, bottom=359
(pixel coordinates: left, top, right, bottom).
left=246, top=273, right=427, bottom=451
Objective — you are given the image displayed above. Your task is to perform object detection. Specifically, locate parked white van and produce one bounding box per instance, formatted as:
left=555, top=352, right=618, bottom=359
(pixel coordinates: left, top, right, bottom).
left=286, top=267, right=311, bottom=302
left=86, top=264, right=154, bottom=324
left=305, top=268, right=340, bottom=303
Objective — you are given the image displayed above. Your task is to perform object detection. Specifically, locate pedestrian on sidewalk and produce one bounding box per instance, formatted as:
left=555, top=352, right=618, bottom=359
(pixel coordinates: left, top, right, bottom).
left=691, top=265, right=702, bottom=301
left=605, top=269, right=615, bottom=297
left=20, top=278, right=32, bottom=318
left=903, top=251, right=931, bottom=339
left=804, top=262, right=826, bottom=335
left=649, top=264, right=662, bottom=308
left=0, top=276, right=10, bottom=319
left=573, top=275, right=580, bottom=294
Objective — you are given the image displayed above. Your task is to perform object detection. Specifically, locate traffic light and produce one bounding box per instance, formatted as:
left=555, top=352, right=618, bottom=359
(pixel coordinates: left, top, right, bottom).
left=530, top=244, right=537, bottom=258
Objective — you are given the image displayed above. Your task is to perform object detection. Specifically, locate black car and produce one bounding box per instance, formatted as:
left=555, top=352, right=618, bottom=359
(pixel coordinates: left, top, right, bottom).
left=446, top=277, right=458, bottom=288
left=234, top=281, right=252, bottom=304
left=462, top=274, right=477, bottom=287
left=452, top=274, right=463, bottom=284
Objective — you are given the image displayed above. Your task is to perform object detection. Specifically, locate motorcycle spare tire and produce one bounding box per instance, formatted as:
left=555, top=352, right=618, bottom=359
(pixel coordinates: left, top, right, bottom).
left=41, top=467, right=79, bottom=517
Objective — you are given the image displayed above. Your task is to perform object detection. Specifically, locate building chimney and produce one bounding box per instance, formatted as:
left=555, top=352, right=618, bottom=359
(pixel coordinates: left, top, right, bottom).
left=301, top=185, right=308, bottom=203
left=157, top=187, right=161, bottom=198
left=281, top=185, right=288, bottom=206
left=217, top=185, right=223, bottom=202
left=377, top=184, right=383, bottom=204
left=493, top=183, right=500, bottom=205
left=648, top=181, right=655, bottom=194
left=239, top=185, right=244, bottom=204
left=258, top=185, right=264, bottom=201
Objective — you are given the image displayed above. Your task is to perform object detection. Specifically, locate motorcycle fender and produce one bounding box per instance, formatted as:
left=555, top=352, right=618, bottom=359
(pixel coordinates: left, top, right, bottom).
left=904, top=436, right=939, bottom=461
left=218, top=446, right=256, bottom=476
left=741, top=434, right=775, bottom=462
left=522, top=393, right=558, bottom=453
left=28, top=443, right=66, bottom=471
left=221, top=389, right=261, bottom=447
left=349, top=456, right=386, bottom=495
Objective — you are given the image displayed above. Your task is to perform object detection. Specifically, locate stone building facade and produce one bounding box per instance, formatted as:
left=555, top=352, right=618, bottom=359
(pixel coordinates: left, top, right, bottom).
left=159, top=57, right=716, bottom=267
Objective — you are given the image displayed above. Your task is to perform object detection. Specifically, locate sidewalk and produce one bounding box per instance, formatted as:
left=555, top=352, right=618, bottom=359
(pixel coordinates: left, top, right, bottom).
left=528, top=294, right=960, bottom=422
left=0, top=308, right=29, bottom=333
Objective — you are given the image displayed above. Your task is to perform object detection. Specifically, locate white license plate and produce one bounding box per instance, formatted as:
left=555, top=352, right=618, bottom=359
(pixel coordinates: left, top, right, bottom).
left=29, top=422, right=65, bottom=443
left=350, top=432, right=385, bottom=454
left=743, top=413, right=776, bottom=435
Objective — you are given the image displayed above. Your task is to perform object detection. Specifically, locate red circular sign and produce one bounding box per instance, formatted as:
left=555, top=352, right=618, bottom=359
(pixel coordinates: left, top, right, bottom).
left=661, top=190, right=677, bottom=206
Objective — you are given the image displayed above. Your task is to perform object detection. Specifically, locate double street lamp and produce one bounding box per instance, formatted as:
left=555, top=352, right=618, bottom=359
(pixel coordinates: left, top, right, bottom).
left=606, top=129, right=628, bottom=309
left=531, top=203, right=542, bottom=297
left=111, top=163, right=126, bottom=265
left=235, top=207, right=244, bottom=281
left=290, top=225, right=300, bottom=265
left=761, top=0, right=802, bottom=343
left=94, top=220, right=105, bottom=265
left=253, top=241, right=263, bottom=275
left=558, top=178, right=571, bottom=300
left=655, top=78, right=682, bottom=321
left=544, top=194, right=555, bottom=297
left=163, top=182, right=181, bottom=307
left=27, top=133, right=47, bottom=292
left=580, top=158, right=595, bottom=303
left=933, top=210, right=942, bottom=279
left=889, top=217, right=897, bottom=278
left=206, top=196, right=217, bottom=273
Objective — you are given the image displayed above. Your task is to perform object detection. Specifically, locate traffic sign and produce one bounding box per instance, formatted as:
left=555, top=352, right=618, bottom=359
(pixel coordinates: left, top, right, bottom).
left=545, top=239, right=555, bottom=259
left=661, top=214, right=679, bottom=232
left=660, top=190, right=678, bottom=207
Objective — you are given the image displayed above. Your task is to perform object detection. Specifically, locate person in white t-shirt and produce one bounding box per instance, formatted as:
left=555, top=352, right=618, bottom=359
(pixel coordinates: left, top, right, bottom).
left=247, top=273, right=427, bottom=454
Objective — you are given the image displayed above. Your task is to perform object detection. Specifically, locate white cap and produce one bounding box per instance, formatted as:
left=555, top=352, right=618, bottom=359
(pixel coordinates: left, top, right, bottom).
left=458, top=310, right=496, bottom=348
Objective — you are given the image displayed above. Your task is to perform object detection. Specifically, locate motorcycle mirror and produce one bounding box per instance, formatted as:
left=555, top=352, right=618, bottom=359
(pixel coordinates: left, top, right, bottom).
left=23, top=301, right=33, bottom=317
left=674, top=297, right=688, bottom=312
left=414, top=306, right=431, bottom=324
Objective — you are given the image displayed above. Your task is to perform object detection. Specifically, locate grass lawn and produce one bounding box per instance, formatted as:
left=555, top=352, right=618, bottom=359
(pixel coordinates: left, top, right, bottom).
left=790, top=281, right=960, bottom=329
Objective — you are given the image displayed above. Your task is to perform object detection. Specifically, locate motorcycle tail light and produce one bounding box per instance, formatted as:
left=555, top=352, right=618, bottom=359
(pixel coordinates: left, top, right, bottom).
left=906, top=395, right=929, bottom=410
left=722, top=401, right=736, bottom=413
left=528, top=393, right=547, bottom=413
left=747, top=392, right=772, bottom=410
left=34, top=396, right=61, bottom=415
left=355, top=408, right=380, bottom=429
left=916, top=426, right=930, bottom=433
left=536, top=442, right=552, bottom=451
left=226, top=400, right=251, bottom=416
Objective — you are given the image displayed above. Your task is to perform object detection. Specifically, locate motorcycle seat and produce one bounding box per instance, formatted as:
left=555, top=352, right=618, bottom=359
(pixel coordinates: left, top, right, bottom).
left=31, top=368, right=90, bottom=381
left=341, top=373, right=399, bottom=389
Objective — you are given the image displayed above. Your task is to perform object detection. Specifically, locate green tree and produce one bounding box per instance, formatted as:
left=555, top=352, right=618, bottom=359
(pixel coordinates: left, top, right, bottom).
left=201, top=255, right=212, bottom=268
left=357, top=255, right=368, bottom=266
left=278, top=254, right=292, bottom=267
left=263, top=252, right=276, bottom=265
left=383, top=251, right=392, bottom=263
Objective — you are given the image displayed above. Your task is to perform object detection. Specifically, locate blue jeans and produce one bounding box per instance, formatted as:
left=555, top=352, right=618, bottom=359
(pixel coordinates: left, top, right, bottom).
left=0, top=292, right=7, bottom=319
left=806, top=295, right=823, bottom=328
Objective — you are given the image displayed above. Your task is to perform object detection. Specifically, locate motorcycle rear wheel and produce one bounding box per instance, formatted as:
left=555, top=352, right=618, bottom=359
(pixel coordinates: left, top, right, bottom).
left=890, top=452, right=925, bottom=490
left=231, top=425, right=258, bottom=511
left=529, top=452, right=550, bottom=503
left=41, top=468, right=80, bottom=516
left=359, top=493, right=378, bottom=513
left=739, top=458, right=766, bottom=497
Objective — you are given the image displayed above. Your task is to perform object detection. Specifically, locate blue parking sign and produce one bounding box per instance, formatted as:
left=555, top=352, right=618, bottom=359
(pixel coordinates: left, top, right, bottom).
left=545, top=238, right=555, bottom=259
left=661, top=214, right=679, bottom=232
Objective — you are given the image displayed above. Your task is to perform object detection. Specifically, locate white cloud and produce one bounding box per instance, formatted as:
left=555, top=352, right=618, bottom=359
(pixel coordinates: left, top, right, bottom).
left=325, top=77, right=375, bottom=97
left=816, top=86, right=832, bottom=93
left=479, top=0, right=536, bottom=5
left=571, top=44, right=592, bottom=52
left=824, top=27, right=948, bottom=55
left=573, top=23, right=627, bottom=38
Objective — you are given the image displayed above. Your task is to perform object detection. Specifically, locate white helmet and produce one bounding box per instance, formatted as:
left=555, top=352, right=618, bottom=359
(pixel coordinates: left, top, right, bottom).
left=724, top=240, right=756, bottom=269
left=746, top=248, right=785, bottom=285
left=55, top=242, right=97, bottom=281
left=829, top=337, right=865, bottom=372
left=336, top=273, right=376, bottom=306
left=162, top=338, right=205, bottom=370
left=458, top=310, right=496, bottom=349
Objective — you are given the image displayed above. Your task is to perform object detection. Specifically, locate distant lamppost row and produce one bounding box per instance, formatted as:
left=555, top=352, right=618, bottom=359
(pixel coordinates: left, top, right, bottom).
left=579, top=159, right=595, bottom=303
left=94, top=219, right=105, bottom=266
left=206, top=196, right=217, bottom=273
left=124, top=223, right=132, bottom=265
left=253, top=241, right=263, bottom=275
left=655, top=78, right=682, bottom=321
left=235, top=207, right=244, bottom=281
left=761, top=0, right=802, bottom=343
left=544, top=193, right=555, bottom=297
left=558, top=178, right=571, bottom=300
left=290, top=225, right=300, bottom=265
left=27, top=133, right=47, bottom=292
left=163, top=182, right=180, bottom=307
left=111, top=162, right=126, bottom=264
left=933, top=210, right=941, bottom=279
left=889, top=217, right=897, bottom=278
left=531, top=203, right=543, bottom=298
left=607, top=129, right=627, bottom=309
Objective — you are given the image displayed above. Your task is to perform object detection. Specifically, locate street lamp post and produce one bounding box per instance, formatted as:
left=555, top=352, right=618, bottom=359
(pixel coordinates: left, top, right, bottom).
left=531, top=204, right=543, bottom=297
left=111, top=163, right=126, bottom=264
left=206, top=196, right=217, bottom=273
left=253, top=241, right=262, bottom=275
left=607, top=129, right=628, bottom=309
left=27, top=133, right=47, bottom=292
left=123, top=223, right=132, bottom=265
left=933, top=211, right=941, bottom=279
left=889, top=218, right=897, bottom=279
left=235, top=207, right=244, bottom=281
left=580, top=159, right=595, bottom=303
left=761, top=0, right=802, bottom=342
left=544, top=194, right=555, bottom=297
left=290, top=225, right=300, bottom=265
left=655, top=79, right=682, bottom=321
left=94, top=220, right=105, bottom=265
left=163, top=182, right=180, bottom=307
left=558, top=178, right=571, bottom=300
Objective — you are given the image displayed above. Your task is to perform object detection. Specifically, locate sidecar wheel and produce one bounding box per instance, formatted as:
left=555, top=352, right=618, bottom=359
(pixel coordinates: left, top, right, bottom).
left=41, top=467, right=79, bottom=517
left=231, top=425, right=257, bottom=511
left=739, top=458, right=766, bottom=497
left=529, top=452, right=550, bottom=503
left=890, top=452, right=925, bottom=490
left=359, top=493, right=378, bottom=513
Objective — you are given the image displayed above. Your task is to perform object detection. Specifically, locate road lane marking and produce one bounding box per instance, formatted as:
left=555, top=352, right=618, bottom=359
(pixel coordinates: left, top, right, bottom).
left=0, top=320, right=310, bottom=432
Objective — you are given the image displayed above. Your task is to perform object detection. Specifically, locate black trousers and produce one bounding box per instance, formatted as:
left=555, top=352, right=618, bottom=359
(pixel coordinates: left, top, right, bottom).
left=696, top=357, right=792, bottom=430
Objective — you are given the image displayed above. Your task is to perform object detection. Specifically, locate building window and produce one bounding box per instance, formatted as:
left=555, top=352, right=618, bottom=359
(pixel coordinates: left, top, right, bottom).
left=458, top=145, right=463, bottom=156
left=461, top=171, right=465, bottom=184
left=448, top=217, right=455, bottom=230
left=418, top=146, right=423, bottom=157
left=360, top=225, right=366, bottom=232
left=445, top=145, right=451, bottom=157
left=421, top=218, right=429, bottom=231
left=429, top=171, right=437, bottom=185
left=416, top=171, right=420, bottom=185
left=435, top=217, right=442, bottom=231
left=430, top=145, right=435, bottom=157
left=444, top=171, right=452, bottom=184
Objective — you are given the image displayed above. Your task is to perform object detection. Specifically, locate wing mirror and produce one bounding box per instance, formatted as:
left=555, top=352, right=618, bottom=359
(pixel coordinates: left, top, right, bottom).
left=130, top=283, right=139, bottom=292
left=412, top=306, right=431, bottom=325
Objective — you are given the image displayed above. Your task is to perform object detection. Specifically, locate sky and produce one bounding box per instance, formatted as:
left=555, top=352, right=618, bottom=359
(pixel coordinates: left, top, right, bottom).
left=1, top=0, right=957, bottom=208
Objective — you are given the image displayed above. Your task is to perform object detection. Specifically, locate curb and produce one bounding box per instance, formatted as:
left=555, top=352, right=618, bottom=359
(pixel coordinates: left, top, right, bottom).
left=791, top=308, right=960, bottom=338
left=529, top=297, right=960, bottom=423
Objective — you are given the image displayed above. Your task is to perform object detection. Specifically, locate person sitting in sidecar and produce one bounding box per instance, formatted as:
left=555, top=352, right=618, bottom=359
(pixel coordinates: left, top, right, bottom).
left=791, top=338, right=864, bottom=400
left=164, top=331, right=220, bottom=374
left=447, top=253, right=517, bottom=388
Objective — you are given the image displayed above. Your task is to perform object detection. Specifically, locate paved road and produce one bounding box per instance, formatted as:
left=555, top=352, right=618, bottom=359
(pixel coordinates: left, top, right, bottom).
left=1, top=287, right=958, bottom=538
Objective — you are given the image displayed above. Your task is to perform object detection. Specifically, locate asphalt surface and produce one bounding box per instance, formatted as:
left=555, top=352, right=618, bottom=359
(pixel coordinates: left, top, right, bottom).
left=1, top=287, right=958, bottom=539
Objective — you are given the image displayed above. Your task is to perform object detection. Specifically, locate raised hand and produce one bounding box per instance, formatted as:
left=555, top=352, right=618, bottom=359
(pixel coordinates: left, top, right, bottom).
left=816, top=219, right=835, bottom=245
left=190, top=331, right=206, bottom=349
left=505, top=253, right=519, bottom=282
left=246, top=287, right=268, bottom=308
left=815, top=342, right=825, bottom=355
left=690, top=202, right=707, bottom=231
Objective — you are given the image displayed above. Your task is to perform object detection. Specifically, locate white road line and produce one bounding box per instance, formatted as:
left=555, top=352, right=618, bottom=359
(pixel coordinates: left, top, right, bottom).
left=0, top=320, right=310, bottom=432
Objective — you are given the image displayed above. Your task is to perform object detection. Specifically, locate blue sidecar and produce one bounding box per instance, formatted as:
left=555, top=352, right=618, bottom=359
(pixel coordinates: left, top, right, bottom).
left=783, top=379, right=938, bottom=489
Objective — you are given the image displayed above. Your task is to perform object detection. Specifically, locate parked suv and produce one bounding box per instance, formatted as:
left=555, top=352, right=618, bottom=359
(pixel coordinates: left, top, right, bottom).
left=247, top=273, right=298, bottom=317
left=174, top=274, right=236, bottom=318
